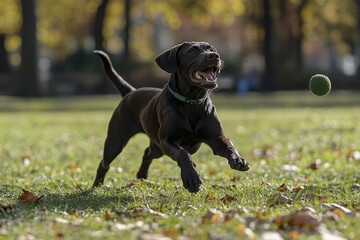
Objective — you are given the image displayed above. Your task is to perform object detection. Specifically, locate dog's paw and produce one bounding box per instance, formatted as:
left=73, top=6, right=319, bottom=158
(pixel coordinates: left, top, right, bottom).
left=181, top=168, right=203, bottom=193
left=228, top=156, right=250, bottom=171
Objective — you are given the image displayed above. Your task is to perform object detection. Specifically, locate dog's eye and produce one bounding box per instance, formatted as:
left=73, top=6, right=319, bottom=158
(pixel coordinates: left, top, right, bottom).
left=209, top=48, right=216, bottom=52
left=189, top=49, right=197, bottom=54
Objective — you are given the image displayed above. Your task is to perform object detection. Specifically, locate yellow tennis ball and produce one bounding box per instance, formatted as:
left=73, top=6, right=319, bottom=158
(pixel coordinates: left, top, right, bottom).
left=309, top=74, right=331, bottom=96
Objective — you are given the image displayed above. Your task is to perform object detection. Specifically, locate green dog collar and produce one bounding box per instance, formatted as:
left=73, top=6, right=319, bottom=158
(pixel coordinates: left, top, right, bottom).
left=167, top=85, right=207, bottom=105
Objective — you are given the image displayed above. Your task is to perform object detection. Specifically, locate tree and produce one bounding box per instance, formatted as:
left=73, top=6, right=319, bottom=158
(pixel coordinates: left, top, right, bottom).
left=18, top=0, right=40, bottom=97
left=0, top=0, right=21, bottom=73
left=262, top=0, right=275, bottom=91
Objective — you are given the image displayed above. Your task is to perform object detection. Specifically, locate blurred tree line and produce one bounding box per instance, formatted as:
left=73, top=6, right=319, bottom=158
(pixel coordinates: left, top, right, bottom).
left=0, top=0, right=359, bottom=96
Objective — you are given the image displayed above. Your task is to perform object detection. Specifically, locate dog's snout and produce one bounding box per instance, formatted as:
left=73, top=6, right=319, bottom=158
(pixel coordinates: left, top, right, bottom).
left=207, top=52, right=219, bottom=60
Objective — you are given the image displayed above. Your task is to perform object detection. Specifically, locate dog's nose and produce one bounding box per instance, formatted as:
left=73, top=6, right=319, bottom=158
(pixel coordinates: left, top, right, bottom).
left=207, top=52, right=219, bottom=60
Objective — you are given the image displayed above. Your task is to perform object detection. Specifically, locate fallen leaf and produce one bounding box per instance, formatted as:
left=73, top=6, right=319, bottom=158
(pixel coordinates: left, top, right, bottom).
left=55, top=232, right=64, bottom=238
left=205, top=194, right=216, bottom=201
left=292, top=184, right=304, bottom=192
left=289, top=230, right=299, bottom=240
left=103, top=211, right=113, bottom=220
left=173, top=191, right=179, bottom=197
left=221, top=194, right=236, bottom=204
left=347, top=150, right=360, bottom=161
left=162, top=226, right=178, bottom=238
left=230, top=176, right=241, bottom=182
left=209, top=170, right=216, bottom=175
left=305, top=175, right=312, bottom=181
left=131, top=206, right=167, bottom=218
left=130, top=178, right=156, bottom=187
left=18, top=189, right=44, bottom=204
left=323, top=203, right=352, bottom=215
left=0, top=203, right=15, bottom=213
left=159, top=194, right=169, bottom=199
left=277, top=183, right=288, bottom=192
left=308, top=162, right=319, bottom=170
left=202, top=209, right=223, bottom=224
left=276, top=208, right=321, bottom=230
left=237, top=224, right=255, bottom=238
left=261, top=182, right=273, bottom=188
left=67, top=163, right=81, bottom=171
left=267, top=193, right=293, bottom=207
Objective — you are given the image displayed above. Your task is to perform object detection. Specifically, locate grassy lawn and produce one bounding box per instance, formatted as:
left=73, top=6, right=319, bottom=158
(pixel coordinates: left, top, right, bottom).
left=1, top=91, right=360, bottom=239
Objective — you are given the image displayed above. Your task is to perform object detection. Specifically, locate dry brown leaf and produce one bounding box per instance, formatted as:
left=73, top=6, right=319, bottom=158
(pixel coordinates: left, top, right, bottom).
left=308, top=162, right=319, bottom=170
left=67, top=163, right=81, bottom=171
left=292, top=184, right=304, bottom=192
left=159, top=194, right=169, bottom=199
left=0, top=203, right=15, bottom=213
left=237, top=224, right=255, bottom=238
left=205, top=194, right=216, bottom=201
left=162, top=226, right=178, bottom=239
left=230, top=176, right=241, bottom=182
left=288, top=230, right=299, bottom=240
left=131, top=206, right=167, bottom=218
left=202, top=209, right=223, bottom=224
left=173, top=191, right=179, bottom=197
left=0, top=203, right=15, bottom=212
left=18, top=189, right=44, bottom=204
left=130, top=178, right=156, bottom=187
left=276, top=208, right=321, bottom=230
left=277, top=183, right=288, bottom=192
left=261, top=182, right=273, bottom=188
left=55, top=232, right=65, bottom=238
left=209, top=169, right=216, bottom=175
left=103, top=211, right=113, bottom=220
left=323, top=203, right=352, bottom=216
left=267, top=192, right=293, bottom=207
left=221, top=194, right=236, bottom=204
left=305, top=175, right=312, bottom=181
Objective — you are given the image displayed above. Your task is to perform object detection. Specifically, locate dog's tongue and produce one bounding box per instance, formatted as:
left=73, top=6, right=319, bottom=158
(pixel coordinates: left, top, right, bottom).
left=198, top=70, right=216, bottom=82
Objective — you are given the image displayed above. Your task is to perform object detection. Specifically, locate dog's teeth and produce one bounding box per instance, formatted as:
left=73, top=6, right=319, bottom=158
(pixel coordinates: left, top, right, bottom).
left=195, top=72, right=202, bottom=79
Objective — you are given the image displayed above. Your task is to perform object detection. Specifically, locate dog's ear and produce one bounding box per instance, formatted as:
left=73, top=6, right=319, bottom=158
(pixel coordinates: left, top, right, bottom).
left=155, top=43, right=184, bottom=73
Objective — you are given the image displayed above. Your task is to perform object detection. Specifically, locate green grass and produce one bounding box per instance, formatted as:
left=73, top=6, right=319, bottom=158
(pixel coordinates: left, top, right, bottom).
left=1, top=91, right=360, bottom=239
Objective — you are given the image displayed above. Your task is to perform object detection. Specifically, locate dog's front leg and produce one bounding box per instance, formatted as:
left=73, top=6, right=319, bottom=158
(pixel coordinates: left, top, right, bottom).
left=206, top=136, right=250, bottom=171
left=160, top=140, right=202, bottom=193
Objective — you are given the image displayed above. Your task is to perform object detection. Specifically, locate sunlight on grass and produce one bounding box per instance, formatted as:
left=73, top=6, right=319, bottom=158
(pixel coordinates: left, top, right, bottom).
left=1, top=92, right=360, bottom=239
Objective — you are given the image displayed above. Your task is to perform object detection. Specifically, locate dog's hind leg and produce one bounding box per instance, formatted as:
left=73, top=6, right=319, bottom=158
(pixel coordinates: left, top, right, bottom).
left=92, top=111, right=140, bottom=188
left=136, top=142, right=163, bottom=179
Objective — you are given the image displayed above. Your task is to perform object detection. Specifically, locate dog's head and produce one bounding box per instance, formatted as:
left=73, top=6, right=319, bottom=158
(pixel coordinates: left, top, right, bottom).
left=155, top=42, right=223, bottom=89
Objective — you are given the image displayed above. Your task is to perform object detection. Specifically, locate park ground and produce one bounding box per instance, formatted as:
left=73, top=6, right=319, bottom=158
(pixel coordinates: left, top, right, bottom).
left=1, top=91, right=360, bottom=239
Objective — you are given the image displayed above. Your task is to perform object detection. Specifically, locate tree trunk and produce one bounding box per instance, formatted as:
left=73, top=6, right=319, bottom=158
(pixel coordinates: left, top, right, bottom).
left=356, top=0, right=360, bottom=80
left=0, top=34, right=9, bottom=73
left=94, top=0, right=109, bottom=50
left=93, top=0, right=110, bottom=93
left=293, top=0, right=307, bottom=70
left=262, top=0, right=275, bottom=91
left=18, top=0, right=40, bottom=97
left=122, top=0, right=131, bottom=78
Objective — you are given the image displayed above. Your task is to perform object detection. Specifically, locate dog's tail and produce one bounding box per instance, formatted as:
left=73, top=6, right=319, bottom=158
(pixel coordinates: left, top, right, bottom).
left=94, top=50, right=135, bottom=97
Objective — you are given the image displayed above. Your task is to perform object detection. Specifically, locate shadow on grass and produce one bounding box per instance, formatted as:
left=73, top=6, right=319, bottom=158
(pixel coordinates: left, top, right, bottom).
left=0, top=184, right=136, bottom=218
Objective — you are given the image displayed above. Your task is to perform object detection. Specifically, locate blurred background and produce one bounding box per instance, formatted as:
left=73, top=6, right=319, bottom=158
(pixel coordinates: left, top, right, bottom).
left=0, top=0, right=360, bottom=97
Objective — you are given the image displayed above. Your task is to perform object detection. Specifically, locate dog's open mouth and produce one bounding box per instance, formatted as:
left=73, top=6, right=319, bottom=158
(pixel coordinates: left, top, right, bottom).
left=190, top=66, right=218, bottom=88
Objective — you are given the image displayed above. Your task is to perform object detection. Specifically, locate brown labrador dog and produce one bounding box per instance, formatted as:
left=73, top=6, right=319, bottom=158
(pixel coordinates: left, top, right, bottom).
left=92, top=42, right=250, bottom=193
